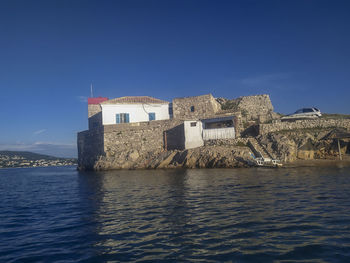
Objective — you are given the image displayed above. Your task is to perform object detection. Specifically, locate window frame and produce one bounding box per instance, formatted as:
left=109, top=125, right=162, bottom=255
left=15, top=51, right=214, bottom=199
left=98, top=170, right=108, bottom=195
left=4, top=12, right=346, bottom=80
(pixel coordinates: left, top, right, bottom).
left=149, top=112, right=156, bottom=121
left=116, top=113, right=130, bottom=124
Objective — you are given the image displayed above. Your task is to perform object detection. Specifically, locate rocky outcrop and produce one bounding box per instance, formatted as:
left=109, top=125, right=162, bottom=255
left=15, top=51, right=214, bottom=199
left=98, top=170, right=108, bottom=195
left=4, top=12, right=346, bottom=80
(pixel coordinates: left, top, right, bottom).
left=93, top=145, right=252, bottom=170
left=257, top=128, right=350, bottom=162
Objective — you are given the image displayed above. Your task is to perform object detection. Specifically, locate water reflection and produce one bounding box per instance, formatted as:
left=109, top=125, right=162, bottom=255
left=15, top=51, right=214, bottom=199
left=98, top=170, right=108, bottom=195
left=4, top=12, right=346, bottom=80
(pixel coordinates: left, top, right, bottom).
left=77, top=167, right=350, bottom=262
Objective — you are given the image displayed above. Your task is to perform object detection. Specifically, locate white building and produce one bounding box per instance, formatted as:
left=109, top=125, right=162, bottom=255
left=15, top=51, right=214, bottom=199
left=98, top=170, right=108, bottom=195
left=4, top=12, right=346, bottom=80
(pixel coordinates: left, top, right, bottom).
left=100, top=96, right=170, bottom=125
left=183, top=121, right=204, bottom=149
left=166, top=116, right=236, bottom=150
left=183, top=116, right=236, bottom=149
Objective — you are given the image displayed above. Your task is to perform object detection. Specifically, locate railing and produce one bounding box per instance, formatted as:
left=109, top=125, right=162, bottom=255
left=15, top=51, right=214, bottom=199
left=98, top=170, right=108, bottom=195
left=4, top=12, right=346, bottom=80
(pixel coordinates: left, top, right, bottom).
left=202, top=127, right=235, bottom=140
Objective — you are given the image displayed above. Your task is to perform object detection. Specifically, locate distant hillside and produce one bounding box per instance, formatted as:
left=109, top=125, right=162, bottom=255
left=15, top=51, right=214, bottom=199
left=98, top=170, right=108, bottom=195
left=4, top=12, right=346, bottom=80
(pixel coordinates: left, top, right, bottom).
left=0, top=151, right=70, bottom=160
left=0, top=151, right=77, bottom=168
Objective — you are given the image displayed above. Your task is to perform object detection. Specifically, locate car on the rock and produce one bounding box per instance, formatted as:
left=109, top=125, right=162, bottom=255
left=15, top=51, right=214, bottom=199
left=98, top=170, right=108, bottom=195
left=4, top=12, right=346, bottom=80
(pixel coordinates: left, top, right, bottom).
left=281, top=107, right=322, bottom=121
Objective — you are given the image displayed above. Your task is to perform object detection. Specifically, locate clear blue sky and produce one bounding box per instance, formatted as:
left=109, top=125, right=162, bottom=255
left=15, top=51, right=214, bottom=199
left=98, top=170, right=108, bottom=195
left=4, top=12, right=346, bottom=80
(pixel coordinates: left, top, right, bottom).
left=0, top=0, right=349, bottom=157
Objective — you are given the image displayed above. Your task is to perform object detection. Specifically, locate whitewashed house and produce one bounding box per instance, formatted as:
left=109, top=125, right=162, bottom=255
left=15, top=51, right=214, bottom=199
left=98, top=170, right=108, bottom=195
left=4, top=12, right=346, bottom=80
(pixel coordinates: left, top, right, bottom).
left=100, top=96, right=170, bottom=125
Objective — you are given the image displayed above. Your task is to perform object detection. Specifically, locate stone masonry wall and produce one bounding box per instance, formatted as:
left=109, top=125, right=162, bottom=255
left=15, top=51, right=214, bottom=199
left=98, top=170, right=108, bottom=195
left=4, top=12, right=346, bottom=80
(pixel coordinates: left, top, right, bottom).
left=88, top=104, right=103, bottom=129
left=259, top=119, right=350, bottom=135
left=237, top=94, right=275, bottom=122
left=78, top=119, right=183, bottom=170
left=88, top=104, right=101, bottom=118
left=165, top=123, right=185, bottom=150
left=217, top=94, right=276, bottom=123
left=77, top=127, right=104, bottom=170
left=172, top=94, right=221, bottom=120
left=102, top=120, right=183, bottom=166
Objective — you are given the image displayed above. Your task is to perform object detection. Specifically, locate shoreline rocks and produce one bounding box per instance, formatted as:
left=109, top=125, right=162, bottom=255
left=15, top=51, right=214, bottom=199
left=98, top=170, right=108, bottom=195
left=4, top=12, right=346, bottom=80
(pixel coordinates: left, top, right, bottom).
left=79, top=127, right=350, bottom=171
left=90, top=145, right=252, bottom=171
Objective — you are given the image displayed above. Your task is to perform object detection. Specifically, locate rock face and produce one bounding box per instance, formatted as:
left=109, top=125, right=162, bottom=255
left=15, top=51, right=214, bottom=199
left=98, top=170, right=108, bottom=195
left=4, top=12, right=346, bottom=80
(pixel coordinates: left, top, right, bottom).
left=257, top=129, right=350, bottom=162
left=93, top=144, right=252, bottom=170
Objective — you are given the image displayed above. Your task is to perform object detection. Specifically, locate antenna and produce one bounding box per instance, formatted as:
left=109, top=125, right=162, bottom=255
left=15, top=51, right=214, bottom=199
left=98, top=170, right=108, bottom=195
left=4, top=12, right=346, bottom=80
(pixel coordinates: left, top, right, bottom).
left=90, top=82, right=94, bottom=98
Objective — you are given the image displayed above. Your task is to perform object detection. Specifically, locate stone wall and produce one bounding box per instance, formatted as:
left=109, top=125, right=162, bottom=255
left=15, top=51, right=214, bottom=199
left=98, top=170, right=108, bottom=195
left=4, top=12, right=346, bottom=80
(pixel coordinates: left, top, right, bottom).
left=259, top=119, right=350, bottom=135
left=102, top=120, right=183, bottom=168
left=77, top=127, right=104, bottom=170
left=165, top=123, right=185, bottom=150
left=172, top=94, right=221, bottom=120
left=103, top=119, right=182, bottom=154
left=78, top=119, right=184, bottom=170
left=88, top=104, right=103, bottom=129
left=218, top=94, right=276, bottom=123
left=238, top=94, right=274, bottom=121
left=204, top=138, right=249, bottom=147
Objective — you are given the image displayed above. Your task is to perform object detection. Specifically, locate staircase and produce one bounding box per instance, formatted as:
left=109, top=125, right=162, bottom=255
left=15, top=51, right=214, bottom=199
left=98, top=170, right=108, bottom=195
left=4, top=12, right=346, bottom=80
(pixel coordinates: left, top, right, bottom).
left=248, top=137, right=279, bottom=165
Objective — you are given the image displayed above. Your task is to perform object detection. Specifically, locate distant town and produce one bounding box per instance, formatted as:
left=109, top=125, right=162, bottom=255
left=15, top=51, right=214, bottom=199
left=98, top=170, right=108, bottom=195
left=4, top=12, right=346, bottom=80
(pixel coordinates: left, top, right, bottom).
left=0, top=151, right=77, bottom=168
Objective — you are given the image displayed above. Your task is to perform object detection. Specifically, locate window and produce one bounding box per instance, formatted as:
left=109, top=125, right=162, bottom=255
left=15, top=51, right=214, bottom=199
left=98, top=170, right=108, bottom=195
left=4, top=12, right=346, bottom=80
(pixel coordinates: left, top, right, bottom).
left=190, top=122, right=197, bottom=127
left=190, top=106, right=195, bottom=112
left=116, top=113, right=130, bottom=124
left=149, top=112, right=156, bottom=121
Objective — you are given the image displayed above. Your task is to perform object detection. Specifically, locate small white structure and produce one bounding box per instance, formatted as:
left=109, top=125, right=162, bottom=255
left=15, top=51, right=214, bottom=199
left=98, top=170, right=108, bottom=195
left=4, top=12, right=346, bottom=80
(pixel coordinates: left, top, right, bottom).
left=100, top=96, right=170, bottom=125
left=202, top=116, right=236, bottom=140
left=182, top=116, right=236, bottom=150
left=184, top=121, right=204, bottom=149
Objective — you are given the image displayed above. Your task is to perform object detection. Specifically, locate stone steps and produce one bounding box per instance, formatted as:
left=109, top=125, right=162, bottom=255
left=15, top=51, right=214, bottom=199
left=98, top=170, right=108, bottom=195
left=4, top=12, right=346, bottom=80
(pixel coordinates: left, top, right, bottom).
left=248, top=137, right=274, bottom=160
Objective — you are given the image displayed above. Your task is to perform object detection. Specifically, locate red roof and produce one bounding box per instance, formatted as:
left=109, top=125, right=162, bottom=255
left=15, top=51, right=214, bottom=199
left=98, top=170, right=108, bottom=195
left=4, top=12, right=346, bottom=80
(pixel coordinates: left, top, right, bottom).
left=88, top=97, right=109, bottom=105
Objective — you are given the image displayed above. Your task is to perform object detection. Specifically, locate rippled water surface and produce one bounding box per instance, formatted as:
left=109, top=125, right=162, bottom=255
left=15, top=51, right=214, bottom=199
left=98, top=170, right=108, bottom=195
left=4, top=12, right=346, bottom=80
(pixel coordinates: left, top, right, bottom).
left=1, top=166, right=350, bottom=262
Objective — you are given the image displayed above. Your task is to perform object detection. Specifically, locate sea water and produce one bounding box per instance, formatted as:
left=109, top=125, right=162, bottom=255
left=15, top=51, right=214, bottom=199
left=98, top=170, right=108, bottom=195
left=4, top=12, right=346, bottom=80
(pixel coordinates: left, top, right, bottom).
left=1, top=166, right=350, bottom=262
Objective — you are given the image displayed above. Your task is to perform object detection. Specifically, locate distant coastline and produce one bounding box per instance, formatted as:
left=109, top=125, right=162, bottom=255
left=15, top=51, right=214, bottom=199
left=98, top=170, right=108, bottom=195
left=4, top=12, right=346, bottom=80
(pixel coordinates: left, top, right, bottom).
left=0, top=151, right=77, bottom=169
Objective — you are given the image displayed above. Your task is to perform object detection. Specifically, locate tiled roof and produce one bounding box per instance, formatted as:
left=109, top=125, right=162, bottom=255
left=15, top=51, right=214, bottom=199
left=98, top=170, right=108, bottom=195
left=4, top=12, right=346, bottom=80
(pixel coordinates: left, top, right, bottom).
left=88, top=97, right=109, bottom=105
left=102, top=96, right=169, bottom=104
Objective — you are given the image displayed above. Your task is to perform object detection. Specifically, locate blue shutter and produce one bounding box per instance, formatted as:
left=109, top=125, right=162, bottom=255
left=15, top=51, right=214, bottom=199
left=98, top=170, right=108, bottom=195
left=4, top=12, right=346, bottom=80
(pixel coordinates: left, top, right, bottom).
left=125, top=113, right=130, bottom=123
left=149, top=113, right=155, bottom=121
left=116, top=114, right=120, bottom=124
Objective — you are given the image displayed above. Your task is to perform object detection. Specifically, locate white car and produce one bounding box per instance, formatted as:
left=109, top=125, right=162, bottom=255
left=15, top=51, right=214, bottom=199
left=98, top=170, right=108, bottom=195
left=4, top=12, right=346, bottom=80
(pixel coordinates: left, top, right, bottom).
left=281, top=107, right=322, bottom=121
